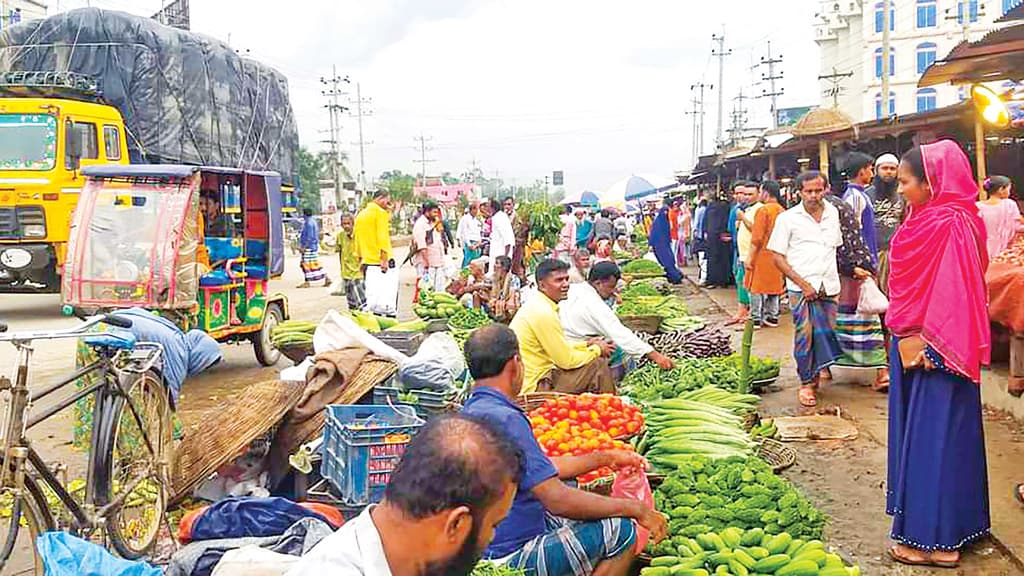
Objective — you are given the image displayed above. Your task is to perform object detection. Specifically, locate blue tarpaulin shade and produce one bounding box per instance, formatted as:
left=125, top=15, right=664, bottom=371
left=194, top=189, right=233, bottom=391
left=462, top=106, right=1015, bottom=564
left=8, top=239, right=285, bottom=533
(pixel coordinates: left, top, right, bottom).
left=560, top=190, right=601, bottom=206
left=602, top=174, right=677, bottom=209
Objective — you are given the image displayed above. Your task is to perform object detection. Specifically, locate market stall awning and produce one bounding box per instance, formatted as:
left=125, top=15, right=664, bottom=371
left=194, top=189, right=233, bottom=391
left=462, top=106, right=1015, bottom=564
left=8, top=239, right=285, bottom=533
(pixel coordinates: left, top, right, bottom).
left=560, top=190, right=600, bottom=206
left=601, top=174, right=676, bottom=209
left=919, top=24, right=1024, bottom=87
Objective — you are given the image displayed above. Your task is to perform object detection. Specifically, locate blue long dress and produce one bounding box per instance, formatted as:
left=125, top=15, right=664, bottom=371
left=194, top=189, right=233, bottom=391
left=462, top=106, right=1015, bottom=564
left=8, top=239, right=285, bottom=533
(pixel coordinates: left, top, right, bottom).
left=886, top=338, right=990, bottom=551
left=648, top=208, right=683, bottom=284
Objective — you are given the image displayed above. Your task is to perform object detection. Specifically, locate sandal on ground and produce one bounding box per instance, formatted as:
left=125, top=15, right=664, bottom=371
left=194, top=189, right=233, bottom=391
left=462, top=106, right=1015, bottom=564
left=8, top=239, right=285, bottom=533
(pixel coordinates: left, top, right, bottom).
left=1015, top=483, right=1024, bottom=506
left=819, top=368, right=833, bottom=383
left=887, top=546, right=959, bottom=569
left=872, top=372, right=890, bottom=393
left=798, top=386, right=817, bottom=407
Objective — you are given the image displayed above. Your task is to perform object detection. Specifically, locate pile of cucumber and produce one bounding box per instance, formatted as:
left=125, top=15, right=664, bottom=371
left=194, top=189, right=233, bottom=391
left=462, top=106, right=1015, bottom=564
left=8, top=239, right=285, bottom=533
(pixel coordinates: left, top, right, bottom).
left=270, top=320, right=317, bottom=348
left=414, top=289, right=462, bottom=319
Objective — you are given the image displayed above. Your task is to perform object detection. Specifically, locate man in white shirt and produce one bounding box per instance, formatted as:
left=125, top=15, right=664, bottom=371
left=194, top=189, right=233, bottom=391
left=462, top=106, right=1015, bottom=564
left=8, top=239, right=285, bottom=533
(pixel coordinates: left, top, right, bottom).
left=287, top=414, right=520, bottom=576
left=484, top=198, right=515, bottom=275
left=767, top=171, right=844, bottom=408
left=560, top=262, right=675, bottom=371
left=457, top=201, right=483, bottom=268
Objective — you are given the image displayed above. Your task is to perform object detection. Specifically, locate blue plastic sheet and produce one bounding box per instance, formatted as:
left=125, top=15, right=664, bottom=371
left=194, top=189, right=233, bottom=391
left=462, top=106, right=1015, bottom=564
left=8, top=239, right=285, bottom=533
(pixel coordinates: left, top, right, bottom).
left=190, top=497, right=329, bottom=542
left=37, top=531, right=162, bottom=576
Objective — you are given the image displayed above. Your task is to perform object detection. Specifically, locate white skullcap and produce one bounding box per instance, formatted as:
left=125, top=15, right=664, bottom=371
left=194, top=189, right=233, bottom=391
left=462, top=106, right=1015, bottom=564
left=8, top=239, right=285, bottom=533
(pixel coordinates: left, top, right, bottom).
left=875, top=153, right=899, bottom=167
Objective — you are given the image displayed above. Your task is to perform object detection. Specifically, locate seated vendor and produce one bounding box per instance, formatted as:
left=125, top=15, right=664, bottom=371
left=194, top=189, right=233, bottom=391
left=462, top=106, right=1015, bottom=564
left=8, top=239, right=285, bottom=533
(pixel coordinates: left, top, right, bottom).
left=561, top=262, right=675, bottom=371
left=461, top=325, right=668, bottom=576
left=479, top=255, right=520, bottom=322
left=510, top=258, right=616, bottom=395
left=568, top=248, right=591, bottom=284
left=287, top=414, right=521, bottom=576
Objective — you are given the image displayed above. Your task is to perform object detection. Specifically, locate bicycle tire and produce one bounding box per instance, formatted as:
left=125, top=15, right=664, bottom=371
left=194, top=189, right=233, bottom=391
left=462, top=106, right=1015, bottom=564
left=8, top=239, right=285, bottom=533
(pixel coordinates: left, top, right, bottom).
left=0, top=473, right=53, bottom=576
left=91, top=369, right=171, bottom=559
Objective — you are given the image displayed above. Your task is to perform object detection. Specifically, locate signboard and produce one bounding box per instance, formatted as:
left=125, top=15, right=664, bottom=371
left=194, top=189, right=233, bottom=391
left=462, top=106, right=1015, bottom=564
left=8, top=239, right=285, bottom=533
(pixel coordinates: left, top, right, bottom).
left=553, top=170, right=564, bottom=186
left=319, top=187, right=337, bottom=214
left=776, top=106, right=814, bottom=127
left=413, top=182, right=478, bottom=205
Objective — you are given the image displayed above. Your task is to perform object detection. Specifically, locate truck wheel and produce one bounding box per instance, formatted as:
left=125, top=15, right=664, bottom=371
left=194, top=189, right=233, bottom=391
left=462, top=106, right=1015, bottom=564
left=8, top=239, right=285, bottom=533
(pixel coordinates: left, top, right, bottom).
left=253, top=302, right=283, bottom=366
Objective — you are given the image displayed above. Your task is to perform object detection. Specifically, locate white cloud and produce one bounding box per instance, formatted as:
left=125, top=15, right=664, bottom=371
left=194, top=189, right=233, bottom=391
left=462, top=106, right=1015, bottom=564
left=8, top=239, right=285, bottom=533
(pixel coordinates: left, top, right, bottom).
left=55, top=0, right=821, bottom=191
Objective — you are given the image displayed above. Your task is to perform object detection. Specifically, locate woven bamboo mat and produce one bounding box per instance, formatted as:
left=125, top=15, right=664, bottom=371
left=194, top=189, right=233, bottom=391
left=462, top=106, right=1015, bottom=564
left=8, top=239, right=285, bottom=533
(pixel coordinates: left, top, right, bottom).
left=170, top=379, right=304, bottom=502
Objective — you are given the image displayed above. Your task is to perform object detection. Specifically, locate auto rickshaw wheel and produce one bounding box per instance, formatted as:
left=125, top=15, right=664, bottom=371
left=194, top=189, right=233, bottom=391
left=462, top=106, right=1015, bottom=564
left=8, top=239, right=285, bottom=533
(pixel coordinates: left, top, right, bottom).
left=253, top=302, right=283, bottom=366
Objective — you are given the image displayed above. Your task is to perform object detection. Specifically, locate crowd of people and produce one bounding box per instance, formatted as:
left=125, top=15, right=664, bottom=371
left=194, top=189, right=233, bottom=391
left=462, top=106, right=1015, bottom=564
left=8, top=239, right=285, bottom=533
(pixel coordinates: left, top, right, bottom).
left=285, top=138, right=1021, bottom=573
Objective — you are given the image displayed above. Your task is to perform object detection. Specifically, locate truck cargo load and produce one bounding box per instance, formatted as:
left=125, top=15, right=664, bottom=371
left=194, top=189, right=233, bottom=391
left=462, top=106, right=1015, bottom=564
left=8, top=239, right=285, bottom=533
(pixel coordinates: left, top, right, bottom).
left=0, top=7, right=299, bottom=182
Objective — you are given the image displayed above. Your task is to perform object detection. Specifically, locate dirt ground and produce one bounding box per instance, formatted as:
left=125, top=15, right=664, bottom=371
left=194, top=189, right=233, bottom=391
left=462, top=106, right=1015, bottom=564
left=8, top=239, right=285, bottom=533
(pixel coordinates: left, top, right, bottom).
left=683, top=267, right=1024, bottom=576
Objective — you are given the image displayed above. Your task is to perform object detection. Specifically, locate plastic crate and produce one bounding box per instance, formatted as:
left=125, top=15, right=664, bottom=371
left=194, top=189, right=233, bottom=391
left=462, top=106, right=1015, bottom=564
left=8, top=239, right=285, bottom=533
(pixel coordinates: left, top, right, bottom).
left=321, top=404, right=424, bottom=506
left=373, top=385, right=455, bottom=417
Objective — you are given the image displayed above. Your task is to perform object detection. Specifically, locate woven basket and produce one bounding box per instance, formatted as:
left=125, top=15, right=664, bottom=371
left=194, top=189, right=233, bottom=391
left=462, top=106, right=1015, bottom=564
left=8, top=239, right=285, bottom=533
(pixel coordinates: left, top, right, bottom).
left=619, top=314, right=662, bottom=333
left=743, top=411, right=759, bottom=431
left=758, top=438, right=796, bottom=473
left=516, top=391, right=569, bottom=412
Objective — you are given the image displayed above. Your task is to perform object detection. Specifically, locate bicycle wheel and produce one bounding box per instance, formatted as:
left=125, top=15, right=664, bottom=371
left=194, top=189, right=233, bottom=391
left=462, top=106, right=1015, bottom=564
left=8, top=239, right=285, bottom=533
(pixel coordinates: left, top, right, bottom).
left=0, top=474, right=53, bottom=575
left=93, top=369, right=171, bottom=559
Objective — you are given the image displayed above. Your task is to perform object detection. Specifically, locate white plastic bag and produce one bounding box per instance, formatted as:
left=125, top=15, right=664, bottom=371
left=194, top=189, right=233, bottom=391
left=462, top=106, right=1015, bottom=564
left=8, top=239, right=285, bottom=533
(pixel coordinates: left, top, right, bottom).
left=364, top=265, right=399, bottom=316
left=211, top=546, right=298, bottom=576
left=857, top=278, right=889, bottom=315
left=409, top=332, right=467, bottom=379
left=312, top=309, right=409, bottom=365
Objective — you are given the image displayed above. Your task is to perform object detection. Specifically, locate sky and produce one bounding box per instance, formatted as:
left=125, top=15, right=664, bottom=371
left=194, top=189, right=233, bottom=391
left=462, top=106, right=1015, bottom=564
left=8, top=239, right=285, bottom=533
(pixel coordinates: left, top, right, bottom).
left=54, top=0, right=823, bottom=192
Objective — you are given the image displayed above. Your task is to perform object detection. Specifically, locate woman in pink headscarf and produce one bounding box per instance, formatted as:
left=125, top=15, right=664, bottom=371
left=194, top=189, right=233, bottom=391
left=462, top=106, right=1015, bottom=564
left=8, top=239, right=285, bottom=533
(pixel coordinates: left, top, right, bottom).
left=885, top=140, right=990, bottom=568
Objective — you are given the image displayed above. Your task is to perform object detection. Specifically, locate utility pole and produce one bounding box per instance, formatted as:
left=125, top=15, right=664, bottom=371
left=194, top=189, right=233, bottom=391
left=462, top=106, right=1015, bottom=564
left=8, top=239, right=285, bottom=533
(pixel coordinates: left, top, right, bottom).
left=881, top=0, right=891, bottom=117
left=348, top=83, right=373, bottom=202
left=758, top=41, right=784, bottom=129
left=712, top=31, right=731, bottom=149
left=819, top=66, right=854, bottom=109
left=413, top=133, right=434, bottom=186
left=690, top=82, right=709, bottom=158
left=685, top=98, right=701, bottom=166
left=945, top=2, right=986, bottom=41
left=320, top=65, right=349, bottom=207
left=728, top=90, right=749, bottom=145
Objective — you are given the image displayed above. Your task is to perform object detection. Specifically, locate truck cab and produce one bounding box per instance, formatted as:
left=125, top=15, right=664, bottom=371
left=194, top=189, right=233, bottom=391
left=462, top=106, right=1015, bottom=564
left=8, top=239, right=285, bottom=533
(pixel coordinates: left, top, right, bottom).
left=0, top=72, right=129, bottom=292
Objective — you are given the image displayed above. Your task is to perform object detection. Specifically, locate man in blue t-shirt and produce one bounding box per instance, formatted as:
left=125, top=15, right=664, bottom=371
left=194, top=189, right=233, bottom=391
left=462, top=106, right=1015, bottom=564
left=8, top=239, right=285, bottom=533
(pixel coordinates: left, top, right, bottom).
left=461, top=325, right=668, bottom=576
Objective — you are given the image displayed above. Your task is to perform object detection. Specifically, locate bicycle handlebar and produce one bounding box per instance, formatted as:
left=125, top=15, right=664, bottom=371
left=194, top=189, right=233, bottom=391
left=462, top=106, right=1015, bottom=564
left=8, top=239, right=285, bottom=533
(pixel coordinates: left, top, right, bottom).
left=0, top=313, right=132, bottom=343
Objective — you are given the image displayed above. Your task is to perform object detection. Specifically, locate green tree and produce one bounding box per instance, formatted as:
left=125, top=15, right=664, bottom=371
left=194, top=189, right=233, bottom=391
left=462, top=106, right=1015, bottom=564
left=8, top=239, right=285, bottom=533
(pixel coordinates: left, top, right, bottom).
left=378, top=170, right=417, bottom=203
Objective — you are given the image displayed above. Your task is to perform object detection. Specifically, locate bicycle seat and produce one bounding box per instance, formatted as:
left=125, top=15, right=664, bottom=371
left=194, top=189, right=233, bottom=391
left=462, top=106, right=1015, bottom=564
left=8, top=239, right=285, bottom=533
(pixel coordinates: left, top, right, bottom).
left=82, top=329, right=137, bottom=350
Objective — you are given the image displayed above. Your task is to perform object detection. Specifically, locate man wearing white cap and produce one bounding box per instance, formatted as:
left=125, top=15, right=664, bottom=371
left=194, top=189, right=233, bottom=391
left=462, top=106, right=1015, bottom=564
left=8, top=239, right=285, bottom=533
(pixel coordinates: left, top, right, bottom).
left=867, top=153, right=899, bottom=203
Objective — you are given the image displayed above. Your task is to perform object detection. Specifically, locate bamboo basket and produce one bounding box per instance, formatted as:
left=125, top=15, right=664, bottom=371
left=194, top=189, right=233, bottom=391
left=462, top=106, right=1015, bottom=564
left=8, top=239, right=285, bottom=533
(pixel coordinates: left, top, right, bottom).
left=619, top=314, right=663, bottom=334
left=171, top=379, right=305, bottom=502
left=758, top=438, right=796, bottom=473
left=515, top=391, right=569, bottom=412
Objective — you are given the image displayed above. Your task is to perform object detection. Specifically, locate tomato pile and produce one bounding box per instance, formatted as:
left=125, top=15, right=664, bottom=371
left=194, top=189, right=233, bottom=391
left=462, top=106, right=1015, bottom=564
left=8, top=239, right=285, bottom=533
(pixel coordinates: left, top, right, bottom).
left=527, top=394, right=645, bottom=484
left=529, top=394, right=644, bottom=440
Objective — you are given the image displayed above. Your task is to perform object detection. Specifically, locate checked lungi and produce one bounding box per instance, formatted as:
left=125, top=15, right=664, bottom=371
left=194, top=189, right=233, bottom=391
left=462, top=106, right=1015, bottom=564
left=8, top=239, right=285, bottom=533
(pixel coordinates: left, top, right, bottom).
left=498, top=515, right=635, bottom=576
left=300, top=249, right=326, bottom=283
left=788, top=291, right=842, bottom=385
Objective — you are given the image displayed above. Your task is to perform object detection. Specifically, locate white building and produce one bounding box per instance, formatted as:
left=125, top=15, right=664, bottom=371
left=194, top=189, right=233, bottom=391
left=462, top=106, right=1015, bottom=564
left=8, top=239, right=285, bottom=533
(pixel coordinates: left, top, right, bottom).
left=814, top=0, right=1018, bottom=122
left=0, top=0, right=45, bottom=25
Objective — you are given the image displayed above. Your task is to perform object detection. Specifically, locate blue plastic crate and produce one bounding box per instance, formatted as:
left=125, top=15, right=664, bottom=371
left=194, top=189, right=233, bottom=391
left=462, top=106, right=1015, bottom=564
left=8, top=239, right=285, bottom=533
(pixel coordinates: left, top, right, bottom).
left=321, top=404, right=424, bottom=506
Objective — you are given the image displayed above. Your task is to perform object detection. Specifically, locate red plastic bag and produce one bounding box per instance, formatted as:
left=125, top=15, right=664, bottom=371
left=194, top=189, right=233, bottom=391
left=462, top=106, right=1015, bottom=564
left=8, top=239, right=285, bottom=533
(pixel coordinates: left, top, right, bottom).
left=610, top=467, right=654, bottom=553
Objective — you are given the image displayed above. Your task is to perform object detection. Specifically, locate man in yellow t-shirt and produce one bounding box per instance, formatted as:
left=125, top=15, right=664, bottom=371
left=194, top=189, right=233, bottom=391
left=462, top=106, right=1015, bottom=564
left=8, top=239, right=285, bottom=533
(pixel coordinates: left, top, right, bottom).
left=354, top=190, right=393, bottom=269
left=510, top=258, right=615, bottom=395
left=335, top=213, right=364, bottom=311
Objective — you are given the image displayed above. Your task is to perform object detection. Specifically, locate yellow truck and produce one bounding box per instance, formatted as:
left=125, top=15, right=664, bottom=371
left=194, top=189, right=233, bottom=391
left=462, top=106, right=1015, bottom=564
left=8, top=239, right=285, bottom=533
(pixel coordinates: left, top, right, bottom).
left=0, top=88, right=129, bottom=292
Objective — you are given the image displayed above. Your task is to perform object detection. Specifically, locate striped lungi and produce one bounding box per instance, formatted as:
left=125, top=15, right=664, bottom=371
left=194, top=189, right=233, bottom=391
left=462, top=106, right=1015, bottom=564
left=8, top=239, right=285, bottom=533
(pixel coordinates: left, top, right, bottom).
left=789, top=291, right=842, bottom=385
left=300, top=249, right=326, bottom=282
left=834, top=277, right=887, bottom=368
left=498, top=514, right=636, bottom=576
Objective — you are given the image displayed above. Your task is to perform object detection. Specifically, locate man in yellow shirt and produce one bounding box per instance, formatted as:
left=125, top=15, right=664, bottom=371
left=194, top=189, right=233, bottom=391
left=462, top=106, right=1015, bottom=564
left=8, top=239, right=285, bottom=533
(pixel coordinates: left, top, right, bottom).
left=354, top=189, right=393, bottom=269
left=510, top=258, right=615, bottom=395
left=335, top=213, right=364, bottom=311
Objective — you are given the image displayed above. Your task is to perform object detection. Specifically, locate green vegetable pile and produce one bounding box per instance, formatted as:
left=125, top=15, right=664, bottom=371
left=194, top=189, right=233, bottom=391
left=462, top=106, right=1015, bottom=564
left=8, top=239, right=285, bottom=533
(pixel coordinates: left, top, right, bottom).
left=724, top=353, right=781, bottom=382
left=621, top=259, right=665, bottom=275
left=622, top=360, right=740, bottom=402
left=617, top=295, right=688, bottom=317
left=750, top=418, right=779, bottom=440
left=653, top=456, right=826, bottom=541
left=448, top=307, right=492, bottom=330
left=639, top=399, right=757, bottom=466
left=471, top=561, right=527, bottom=576
left=642, top=525, right=860, bottom=576
left=414, top=289, right=462, bottom=319
left=621, top=282, right=662, bottom=298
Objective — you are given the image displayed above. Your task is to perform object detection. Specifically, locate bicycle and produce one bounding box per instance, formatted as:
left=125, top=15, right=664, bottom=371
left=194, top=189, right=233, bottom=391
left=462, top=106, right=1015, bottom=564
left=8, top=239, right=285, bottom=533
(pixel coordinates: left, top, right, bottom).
left=0, top=314, right=172, bottom=575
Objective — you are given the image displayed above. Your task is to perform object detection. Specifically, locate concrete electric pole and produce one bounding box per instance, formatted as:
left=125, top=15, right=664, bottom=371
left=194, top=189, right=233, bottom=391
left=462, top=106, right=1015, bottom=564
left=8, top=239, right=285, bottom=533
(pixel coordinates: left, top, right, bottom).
left=320, top=65, right=349, bottom=207
left=758, top=41, right=784, bottom=130
left=348, top=83, right=373, bottom=202
left=881, top=0, right=891, bottom=117
left=712, top=31, right=731, bottom=149
left=413, top=134, right=434, bottom=186
left=819, top=66, right=854, bottom=109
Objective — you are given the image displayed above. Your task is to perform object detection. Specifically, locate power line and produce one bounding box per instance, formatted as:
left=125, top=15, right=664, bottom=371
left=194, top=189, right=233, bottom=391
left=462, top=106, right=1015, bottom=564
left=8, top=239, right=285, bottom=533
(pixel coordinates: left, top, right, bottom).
left=818, top=66, right=854, bottom=109
left=690, top=82, right=710, bottom=159
left=348, top=82, right=373, bottom=197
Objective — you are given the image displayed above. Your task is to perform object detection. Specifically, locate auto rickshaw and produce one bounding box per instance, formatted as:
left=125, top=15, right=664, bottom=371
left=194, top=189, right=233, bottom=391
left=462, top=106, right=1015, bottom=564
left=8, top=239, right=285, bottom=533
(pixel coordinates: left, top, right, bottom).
left=61, top=164, right=291, bottom=365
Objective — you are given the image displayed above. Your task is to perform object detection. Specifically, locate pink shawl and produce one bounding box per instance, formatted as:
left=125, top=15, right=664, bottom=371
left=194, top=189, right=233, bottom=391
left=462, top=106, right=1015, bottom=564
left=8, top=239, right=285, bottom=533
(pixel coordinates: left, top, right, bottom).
left=887, top=140, right=990, bottom=383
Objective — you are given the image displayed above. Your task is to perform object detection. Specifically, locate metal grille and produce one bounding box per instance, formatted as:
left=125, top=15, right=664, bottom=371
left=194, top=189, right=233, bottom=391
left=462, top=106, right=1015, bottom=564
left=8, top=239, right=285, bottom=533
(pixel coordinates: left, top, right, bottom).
left=0, top=207, right=15, bottom=238
left=16, top=206, right=44, bottom=236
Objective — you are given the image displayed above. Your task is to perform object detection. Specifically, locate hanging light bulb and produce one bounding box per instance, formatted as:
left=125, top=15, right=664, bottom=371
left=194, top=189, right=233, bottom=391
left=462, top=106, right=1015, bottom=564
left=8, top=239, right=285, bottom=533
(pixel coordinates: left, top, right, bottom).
left=971, top=84, right=1010, bottom=128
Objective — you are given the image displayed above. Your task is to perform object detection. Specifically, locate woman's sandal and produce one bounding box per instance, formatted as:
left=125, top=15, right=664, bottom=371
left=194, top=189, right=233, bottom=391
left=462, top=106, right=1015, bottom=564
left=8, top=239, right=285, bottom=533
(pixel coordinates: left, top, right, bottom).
left=798, top=386, right=817, bottom=407
left=887, top=546, right=960, bottom=569
left=1014, top=483, right=1024, bottom=506
left=872, top=372, right=890, bottom=393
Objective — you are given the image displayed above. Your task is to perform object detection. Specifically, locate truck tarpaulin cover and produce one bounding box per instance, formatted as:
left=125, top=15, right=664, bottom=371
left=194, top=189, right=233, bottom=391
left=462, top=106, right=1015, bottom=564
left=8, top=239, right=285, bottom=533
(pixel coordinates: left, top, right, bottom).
left=0, top=8, right=299, bottom=183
